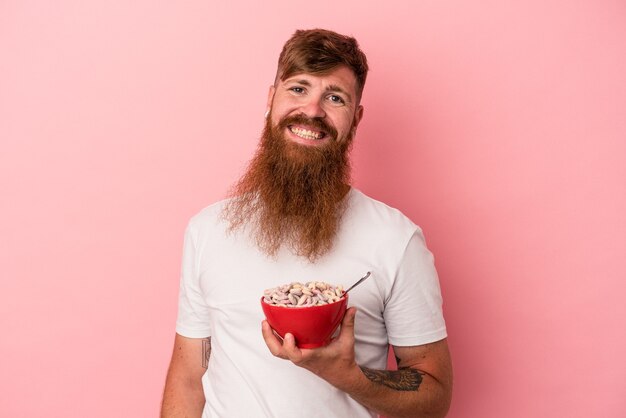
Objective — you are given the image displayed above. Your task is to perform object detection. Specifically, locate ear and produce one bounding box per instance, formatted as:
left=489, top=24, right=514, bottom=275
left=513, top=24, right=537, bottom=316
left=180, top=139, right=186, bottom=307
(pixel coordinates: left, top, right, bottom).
left=353, top=105, right=364, bottom=130
left=266, top=85, right=276, bottom=114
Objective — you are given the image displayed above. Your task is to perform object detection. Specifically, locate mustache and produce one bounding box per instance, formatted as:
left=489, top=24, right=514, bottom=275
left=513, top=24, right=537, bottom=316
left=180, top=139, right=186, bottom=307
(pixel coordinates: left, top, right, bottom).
left=277, top=114, right=338, bottom=140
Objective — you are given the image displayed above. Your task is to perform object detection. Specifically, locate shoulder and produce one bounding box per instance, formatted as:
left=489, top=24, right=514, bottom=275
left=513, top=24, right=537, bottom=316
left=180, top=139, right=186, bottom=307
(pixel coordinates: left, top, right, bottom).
left=341, top=188, right=424, bottom=260
left=346, top=188, right=418, bottom=235
left=186, top=197, right=231, bottom=236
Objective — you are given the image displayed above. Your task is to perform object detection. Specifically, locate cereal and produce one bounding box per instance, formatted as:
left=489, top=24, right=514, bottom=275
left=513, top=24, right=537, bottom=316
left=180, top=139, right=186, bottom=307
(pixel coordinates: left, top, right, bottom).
left=263, top=281, right=345, bottom=307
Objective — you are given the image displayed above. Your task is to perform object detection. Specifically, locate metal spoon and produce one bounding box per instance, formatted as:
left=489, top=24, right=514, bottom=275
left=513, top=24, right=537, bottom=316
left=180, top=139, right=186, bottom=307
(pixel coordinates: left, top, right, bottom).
left=344, top=271, right=372, bottom=294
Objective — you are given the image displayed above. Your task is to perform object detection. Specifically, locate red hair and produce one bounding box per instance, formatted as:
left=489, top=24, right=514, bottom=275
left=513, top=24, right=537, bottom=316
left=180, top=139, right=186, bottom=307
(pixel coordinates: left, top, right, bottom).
left=275, top=29, right=369, bottom=101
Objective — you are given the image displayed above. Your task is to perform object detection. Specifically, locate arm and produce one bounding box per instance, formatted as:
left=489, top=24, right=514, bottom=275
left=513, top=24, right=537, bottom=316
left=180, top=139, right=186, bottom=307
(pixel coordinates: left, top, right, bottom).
left=261, top=307, right=452, bottom=418
left=356, top=341, right=452, bottom=417
left=161, top=333, right=210, bottom=418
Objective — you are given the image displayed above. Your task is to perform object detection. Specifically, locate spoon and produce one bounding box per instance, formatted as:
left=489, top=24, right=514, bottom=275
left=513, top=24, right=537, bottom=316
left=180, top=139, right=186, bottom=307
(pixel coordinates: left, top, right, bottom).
left=344, top=271, right=372, bottom=294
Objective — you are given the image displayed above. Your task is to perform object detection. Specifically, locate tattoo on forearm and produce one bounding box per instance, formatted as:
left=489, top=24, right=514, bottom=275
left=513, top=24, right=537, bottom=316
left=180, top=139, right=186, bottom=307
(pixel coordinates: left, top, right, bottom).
left=359, top=365, right=424, bottom=391
left=202, top=338, right=211, bottom=368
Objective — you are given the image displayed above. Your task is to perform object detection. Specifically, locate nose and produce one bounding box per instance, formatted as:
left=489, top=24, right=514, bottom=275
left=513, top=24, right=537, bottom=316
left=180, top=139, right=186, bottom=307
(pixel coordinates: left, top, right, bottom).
left=300, top=97, right=326, bottom=119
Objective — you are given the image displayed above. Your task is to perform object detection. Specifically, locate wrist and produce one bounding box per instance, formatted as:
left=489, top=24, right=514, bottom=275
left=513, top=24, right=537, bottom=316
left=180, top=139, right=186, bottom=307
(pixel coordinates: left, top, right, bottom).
left=328, top=362, right=369, bottom=395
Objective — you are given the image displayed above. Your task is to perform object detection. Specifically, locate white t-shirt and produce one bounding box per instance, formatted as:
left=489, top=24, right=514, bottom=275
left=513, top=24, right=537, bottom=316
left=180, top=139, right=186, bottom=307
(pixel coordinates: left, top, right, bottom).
left=176, top=188, right=447, bottom=418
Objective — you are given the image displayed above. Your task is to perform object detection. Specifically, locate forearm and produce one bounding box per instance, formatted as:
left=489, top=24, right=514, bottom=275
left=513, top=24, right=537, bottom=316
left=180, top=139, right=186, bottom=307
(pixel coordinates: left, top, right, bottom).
left=161, top=335, right=209, bottom=418
left=161, top=376, right=205, bottom=418
left=261, top=311, right=452, bottom=417
left=331, top=364, right=451, bottom=418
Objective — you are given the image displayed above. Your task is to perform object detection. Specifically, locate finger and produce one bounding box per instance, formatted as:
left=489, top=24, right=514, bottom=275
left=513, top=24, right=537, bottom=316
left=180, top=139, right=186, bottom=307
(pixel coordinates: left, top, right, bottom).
left=282, top=333, right=304, bottom=362
left=261, top=320, right=286, bottom=357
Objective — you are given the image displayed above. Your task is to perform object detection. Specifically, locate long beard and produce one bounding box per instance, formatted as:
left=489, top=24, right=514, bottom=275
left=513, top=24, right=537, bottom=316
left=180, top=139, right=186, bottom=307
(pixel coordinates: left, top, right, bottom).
left=223, top=114, right=353, bottom=261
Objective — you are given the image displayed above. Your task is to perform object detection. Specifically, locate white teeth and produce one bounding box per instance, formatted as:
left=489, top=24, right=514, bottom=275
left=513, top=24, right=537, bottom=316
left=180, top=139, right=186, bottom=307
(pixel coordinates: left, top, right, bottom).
left=290, top=126, right=323, bottom=140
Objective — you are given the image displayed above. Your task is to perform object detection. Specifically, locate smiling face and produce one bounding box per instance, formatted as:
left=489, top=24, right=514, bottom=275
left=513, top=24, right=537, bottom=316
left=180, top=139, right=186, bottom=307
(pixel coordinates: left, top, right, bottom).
left=267, top=65, right=364, bottom=148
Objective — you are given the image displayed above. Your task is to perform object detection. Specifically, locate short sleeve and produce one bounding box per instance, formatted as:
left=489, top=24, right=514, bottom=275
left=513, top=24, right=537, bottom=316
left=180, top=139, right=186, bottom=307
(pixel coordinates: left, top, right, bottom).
left=175, top=221, right=212, bottom=338
left=383, top=228, right=447, bottom=346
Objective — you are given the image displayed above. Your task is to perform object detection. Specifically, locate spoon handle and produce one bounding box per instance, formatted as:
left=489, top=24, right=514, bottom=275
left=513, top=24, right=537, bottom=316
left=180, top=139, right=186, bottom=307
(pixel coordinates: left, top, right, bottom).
left=345, top=271, right=371, bottom=294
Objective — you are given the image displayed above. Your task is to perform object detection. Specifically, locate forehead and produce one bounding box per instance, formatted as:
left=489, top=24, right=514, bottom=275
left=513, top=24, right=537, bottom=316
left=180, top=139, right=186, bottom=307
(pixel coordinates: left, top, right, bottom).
left=280, top=66, right=359, bottom=92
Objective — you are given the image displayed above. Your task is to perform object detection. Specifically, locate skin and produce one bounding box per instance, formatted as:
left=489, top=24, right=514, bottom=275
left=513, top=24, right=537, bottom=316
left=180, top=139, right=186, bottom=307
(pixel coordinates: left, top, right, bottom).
left=161, top=334, right=208, bottom=417
left=266, top=65, right=364, bottom=147
left=262, top=308, right=453, bottom=418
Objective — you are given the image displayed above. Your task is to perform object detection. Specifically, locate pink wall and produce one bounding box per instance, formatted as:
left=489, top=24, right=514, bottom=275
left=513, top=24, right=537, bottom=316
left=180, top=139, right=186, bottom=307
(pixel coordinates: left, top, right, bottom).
left=1, top=1, right=624, bottom=416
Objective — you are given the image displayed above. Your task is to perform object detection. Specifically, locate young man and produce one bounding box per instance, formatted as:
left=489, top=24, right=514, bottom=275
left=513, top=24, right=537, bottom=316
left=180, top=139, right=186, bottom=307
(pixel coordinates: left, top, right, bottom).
left=161, top=29, right=452, bottom=418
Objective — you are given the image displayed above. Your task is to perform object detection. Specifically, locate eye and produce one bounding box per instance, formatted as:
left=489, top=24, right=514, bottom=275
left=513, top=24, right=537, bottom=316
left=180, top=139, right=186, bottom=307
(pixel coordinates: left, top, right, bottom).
left=328, top=94, right=345, bottom=105
left=289, top=86, right=305, bottom=94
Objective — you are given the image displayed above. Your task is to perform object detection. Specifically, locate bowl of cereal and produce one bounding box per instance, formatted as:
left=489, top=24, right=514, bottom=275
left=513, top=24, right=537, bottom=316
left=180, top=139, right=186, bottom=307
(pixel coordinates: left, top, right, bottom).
left=261, top=281, right=348, bottom=349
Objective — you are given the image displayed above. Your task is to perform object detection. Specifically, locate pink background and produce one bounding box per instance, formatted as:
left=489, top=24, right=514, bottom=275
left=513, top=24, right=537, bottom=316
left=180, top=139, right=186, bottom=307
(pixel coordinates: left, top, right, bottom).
left=1, top=1, right=625, bottom=417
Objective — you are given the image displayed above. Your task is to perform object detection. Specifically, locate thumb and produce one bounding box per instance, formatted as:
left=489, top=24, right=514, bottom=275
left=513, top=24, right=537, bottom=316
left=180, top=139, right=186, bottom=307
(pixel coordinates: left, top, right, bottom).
left=339, top=307, right=357, bottom=337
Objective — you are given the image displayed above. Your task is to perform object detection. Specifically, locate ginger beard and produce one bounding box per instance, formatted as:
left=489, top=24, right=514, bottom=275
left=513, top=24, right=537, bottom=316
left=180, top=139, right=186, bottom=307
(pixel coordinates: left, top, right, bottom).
left=224, top=112, right=354, bottom=261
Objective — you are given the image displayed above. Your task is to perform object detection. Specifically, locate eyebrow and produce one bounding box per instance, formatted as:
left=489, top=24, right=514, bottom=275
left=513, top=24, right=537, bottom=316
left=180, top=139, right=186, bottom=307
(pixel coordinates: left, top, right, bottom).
left=288, top=79, right=312, bottom=87
left=327, top=84, right=350, bottom=97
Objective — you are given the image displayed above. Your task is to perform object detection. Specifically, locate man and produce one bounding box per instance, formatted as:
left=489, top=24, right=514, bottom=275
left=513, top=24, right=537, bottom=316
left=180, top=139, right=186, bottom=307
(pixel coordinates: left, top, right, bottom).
left=161, top=29, right=452, bottom=418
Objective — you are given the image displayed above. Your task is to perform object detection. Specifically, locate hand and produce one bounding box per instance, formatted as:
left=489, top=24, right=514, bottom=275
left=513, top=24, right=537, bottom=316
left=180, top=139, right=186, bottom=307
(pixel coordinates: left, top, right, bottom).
left=261, top=307, right=362, bottom=390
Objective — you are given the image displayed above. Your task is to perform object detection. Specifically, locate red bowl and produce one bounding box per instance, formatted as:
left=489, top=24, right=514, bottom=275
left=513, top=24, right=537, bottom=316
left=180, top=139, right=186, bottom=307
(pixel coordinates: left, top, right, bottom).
left=261, top=294, right=348, bottom=349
